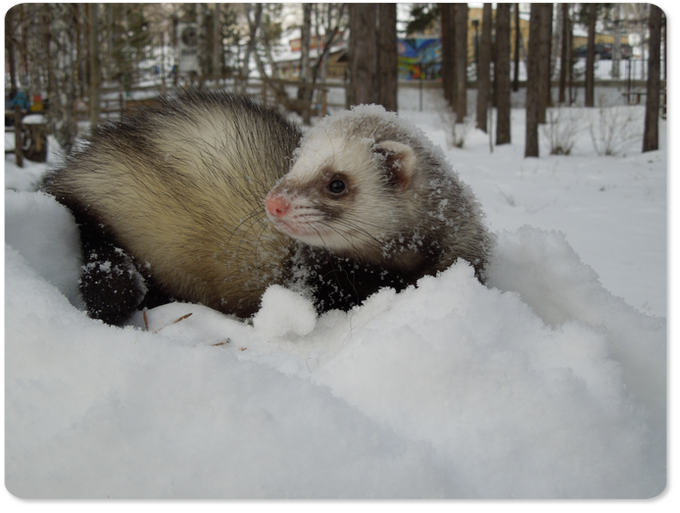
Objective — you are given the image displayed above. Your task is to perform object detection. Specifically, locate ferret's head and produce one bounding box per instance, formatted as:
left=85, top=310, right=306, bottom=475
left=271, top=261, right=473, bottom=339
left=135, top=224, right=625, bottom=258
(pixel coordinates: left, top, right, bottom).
left=265, top=120, right=422, bottom=261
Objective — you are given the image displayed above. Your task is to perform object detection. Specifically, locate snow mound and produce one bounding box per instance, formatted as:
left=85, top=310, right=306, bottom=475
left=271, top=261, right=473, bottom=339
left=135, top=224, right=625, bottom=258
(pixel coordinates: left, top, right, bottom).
left=4, top=190, right=665, bottom=499
left=5, top=190, right=83, bottom=308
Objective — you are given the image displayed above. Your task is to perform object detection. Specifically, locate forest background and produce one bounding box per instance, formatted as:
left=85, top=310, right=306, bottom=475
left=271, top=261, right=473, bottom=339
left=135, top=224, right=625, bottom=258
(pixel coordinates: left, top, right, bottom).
left=4, top=3, right=666, bottom=160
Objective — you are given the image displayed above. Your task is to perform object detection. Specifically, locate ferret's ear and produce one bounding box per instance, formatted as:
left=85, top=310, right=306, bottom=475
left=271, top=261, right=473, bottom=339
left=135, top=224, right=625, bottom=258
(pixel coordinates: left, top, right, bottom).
left=373, top=140, right=417, bottom=191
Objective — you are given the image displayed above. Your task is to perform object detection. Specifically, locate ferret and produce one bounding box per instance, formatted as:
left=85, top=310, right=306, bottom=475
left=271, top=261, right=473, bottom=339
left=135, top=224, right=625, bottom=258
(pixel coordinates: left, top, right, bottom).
left=42, top=91, right=492, bottom=326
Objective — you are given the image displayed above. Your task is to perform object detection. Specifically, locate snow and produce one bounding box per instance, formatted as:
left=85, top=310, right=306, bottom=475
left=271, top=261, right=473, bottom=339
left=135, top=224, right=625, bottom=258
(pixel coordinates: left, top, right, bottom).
left=3, top=87, right=667, bottom=500
left=20, top=114, right=48, bottom=125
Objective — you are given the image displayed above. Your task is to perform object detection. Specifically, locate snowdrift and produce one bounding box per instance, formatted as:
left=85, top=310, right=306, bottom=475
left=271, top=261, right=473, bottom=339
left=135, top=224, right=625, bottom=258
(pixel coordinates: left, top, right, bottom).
left=5, top=189, right=665, bottom=499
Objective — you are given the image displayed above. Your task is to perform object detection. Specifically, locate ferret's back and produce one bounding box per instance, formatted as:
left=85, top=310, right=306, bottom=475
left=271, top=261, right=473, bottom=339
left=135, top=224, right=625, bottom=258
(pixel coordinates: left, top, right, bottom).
left=43, top=92, right=302, bottom=318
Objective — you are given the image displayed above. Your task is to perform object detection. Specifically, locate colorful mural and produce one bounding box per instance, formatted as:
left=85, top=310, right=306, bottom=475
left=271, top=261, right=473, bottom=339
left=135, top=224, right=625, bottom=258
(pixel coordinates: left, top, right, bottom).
left=397, top=38, right=442, bottom=80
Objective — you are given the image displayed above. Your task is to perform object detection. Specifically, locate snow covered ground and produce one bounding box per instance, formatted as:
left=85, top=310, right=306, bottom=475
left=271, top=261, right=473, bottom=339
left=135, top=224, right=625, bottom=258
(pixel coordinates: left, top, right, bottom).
left=4, top=87, right=667, bottom=500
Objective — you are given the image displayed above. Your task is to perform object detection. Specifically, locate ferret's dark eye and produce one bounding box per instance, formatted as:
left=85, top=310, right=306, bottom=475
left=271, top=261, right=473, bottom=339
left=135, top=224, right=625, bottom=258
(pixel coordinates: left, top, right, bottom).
left=328, top=179, right=346, bottom=195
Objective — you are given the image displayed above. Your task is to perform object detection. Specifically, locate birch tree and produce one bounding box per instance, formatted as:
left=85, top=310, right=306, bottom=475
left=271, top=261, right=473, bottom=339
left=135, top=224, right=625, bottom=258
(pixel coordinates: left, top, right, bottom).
left=46, top=4, right=78, bottom=152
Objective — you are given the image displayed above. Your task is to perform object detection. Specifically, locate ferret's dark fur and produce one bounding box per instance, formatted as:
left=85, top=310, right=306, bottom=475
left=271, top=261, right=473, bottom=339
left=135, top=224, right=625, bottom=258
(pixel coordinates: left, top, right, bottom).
left=42, top=91, right=492, bottom=326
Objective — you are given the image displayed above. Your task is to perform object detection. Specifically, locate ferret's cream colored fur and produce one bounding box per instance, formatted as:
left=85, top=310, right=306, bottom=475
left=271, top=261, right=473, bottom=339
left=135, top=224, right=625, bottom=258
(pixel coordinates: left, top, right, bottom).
left=44, top=92, right=301, bottom=318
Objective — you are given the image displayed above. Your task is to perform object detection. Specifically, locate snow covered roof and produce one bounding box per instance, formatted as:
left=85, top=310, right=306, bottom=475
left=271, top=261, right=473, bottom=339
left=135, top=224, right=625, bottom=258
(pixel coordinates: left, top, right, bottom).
left=272, top=27, right=347, bottom=64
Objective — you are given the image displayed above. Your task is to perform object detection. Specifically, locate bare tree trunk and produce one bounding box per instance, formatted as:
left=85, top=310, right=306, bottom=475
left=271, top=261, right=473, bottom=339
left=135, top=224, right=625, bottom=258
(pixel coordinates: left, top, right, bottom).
left=476, top=4, right=492, bottom=132
left=495, top=3, right=511, bottom=145
left=525, top=4, right=542, bottom=157
left=639, top=6, right=647, bottom=83
left=49, top=3, right=78, bottom=152
left=258, top=4, right=284, bottom=85
left=441, top=3, right=456, bottom=106
left=17, top=3, right=27, bottom=84
left=212, top=3, right=222, bottom=80
left=349, top=4, right=397, bottom=112
left=553, top=2, right=563, bottom=82
left=88, top=3, right=101, bottom=128
left=662, top=9, right=667, bottom=82
left=611, top=3, right=622, bottom=79
left=585, top=3, right=597, bottom=107
left=454, top=4, right=468, bottom=122
left=313, top=4, right=322, bottom=88
left=73, top=4, right=82, bottom=98
left=568, top=5, right=574, bottom=105
left=298, top=4, right=313, bottom=122
left=298, top=4, right=312, bottom=97
left=542, top=4, right=554, bottom=110
left=378, top=4, right=398, bottom=112
left=348, top=4, right=378, bottom=107
left=43, top=7, right=55, bottom=100
left=512, top=3, right=520, bottom=92
left=537, top=3, right=551, bottom=123
left=308, top=3, right=346, bottom=107
left=643, top=5, right=662, bottom=153
left=6, top=9, right=19, bottom=98
left=171, top=13, right=179, bottom=86
left=491, top=21, right=498, bottom=110
left=310, top=3, right=324, bottom=110
left=105, top=3, right=114, bottom=82
left=558, top=3, right=569, bottom=103
left=313, top=4, right=328, bottom=95
left=24, top=4, right=46, bottom=102
left=240, top=3, right=262, bottom=93
left=197, top=3, right=208, bottom=81
left=311, top=4, right=346, bottom=84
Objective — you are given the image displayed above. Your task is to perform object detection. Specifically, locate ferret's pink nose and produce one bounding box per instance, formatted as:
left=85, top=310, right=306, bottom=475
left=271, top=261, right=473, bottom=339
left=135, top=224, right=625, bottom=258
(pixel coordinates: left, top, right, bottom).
left=265, top=193, right=290, bottom=218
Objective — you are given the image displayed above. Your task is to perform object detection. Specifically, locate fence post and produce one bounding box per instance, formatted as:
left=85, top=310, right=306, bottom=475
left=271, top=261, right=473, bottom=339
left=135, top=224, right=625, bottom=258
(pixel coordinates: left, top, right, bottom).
left=321, top=88, right=328, bottom=118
